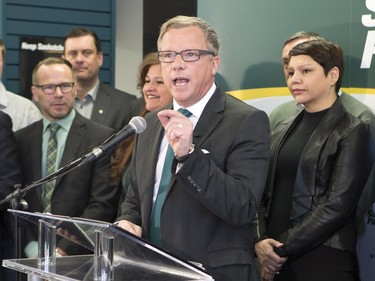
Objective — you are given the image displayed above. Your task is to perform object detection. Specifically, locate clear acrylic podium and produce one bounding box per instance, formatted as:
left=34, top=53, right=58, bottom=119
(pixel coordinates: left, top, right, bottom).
left=3, top=209, right=213, bottom=280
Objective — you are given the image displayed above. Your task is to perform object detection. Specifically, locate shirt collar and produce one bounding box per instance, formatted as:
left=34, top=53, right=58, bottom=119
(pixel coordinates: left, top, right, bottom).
left=42, top=109, right=76, bottom=133
left=87, top=79, right=100, bottom=101
left=173, top=82, right=216, bottom=119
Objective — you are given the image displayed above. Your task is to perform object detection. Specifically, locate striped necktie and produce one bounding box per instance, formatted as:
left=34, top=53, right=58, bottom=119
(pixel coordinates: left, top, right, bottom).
left=43, top=123, right=60, bottom=213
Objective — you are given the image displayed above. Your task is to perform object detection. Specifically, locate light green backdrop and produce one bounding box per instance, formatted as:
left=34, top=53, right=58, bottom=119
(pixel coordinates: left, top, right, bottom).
left=198, top=0, right=368, bottom=92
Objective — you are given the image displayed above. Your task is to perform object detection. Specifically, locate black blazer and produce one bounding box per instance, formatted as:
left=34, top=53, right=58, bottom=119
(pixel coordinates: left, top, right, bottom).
left=119, top=88, right=270, bottom=281
left=0, top=111, right=21, bottom=208
left=0, top=111, right=21, bottom=281
left=15, top=112, right=119, bottom=253
left=91, top=83, right=136, bottom=130
left=255, top=98, right=375, bottom=259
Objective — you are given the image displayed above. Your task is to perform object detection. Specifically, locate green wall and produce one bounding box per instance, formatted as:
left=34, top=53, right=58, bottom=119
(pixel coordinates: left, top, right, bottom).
left=198, top=0, right=367, bottom=92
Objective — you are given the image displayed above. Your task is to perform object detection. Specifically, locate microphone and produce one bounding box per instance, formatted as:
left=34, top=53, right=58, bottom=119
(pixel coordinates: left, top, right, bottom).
left=82, top=116, right=147, bottom=164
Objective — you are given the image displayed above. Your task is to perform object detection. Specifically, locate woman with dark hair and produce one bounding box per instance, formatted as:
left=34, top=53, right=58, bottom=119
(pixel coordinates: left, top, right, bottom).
left=254, top=40, right=375, bottom=281
left=112, top=53, right=172, bottom=216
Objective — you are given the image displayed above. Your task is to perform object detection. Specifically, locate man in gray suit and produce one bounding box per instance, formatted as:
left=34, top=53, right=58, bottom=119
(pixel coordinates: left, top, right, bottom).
left=116, top=16, right=270, bottom=281
left=268, top=31, right=375, bottom=233
left=63, top=28, right=136, bottom=131
left=15, top=57, right=118, bottom=258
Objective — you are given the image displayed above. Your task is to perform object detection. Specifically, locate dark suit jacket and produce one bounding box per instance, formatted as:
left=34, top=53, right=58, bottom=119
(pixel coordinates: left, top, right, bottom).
left=0, top=111, right=21, bottom=209
left=15, top=112, right=119, bottom=254
left=128, top=96, right=146, bottom=118
left=90, top=83, right=136, bottom=130
left=119, top=88, right=270, bottom=281
left=0, top=111, right=21, bottom=279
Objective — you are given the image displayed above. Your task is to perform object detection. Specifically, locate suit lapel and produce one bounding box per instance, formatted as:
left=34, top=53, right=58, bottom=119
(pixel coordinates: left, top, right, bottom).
left=300, top=98, right=345, bottom=163
left=193, top=88, right=225, bottom=147
left=145, top=93, right=225, bottom=230
left=292, top=98, right=345, bottom=199
left=55, top=114, right=88, bottom=186
left=143, top=114, right=165, bottom=231
left=91, top=83, right=110, bottom=123
left=166, top=91, right=225, bottom=197
left=30, top=122, right=44, bottom=199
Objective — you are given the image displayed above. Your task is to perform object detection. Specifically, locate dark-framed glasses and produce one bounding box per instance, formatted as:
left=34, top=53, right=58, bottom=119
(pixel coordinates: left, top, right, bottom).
left=34, top=82, right=75, bottom=95
left=157, top=49, right=215, bottom=63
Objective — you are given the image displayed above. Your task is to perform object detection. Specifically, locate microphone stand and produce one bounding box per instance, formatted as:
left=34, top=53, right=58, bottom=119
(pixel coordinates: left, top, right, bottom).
left=0, top=151, right=98, bottom=281
left=0, top=155, right=91, bottom=207
left=0, top=126, right=119, bottom=208
left=0, top=116, right=145, bottom=280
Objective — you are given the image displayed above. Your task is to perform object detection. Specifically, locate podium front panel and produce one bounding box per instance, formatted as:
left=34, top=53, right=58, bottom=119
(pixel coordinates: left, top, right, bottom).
left=3, top=209, right=213, bottom=281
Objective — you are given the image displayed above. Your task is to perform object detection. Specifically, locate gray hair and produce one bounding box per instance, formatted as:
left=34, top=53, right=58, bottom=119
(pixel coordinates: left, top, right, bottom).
left=157, top=15, right=219, bottom=55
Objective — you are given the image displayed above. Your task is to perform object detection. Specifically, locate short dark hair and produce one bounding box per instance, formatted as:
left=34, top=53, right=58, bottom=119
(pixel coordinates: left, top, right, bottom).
left=289, top=40, right=344, bottom=93
left=63, top=27, right=101, bottom=53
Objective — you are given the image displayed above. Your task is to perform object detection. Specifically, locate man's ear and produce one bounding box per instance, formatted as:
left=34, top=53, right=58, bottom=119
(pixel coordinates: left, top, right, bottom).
left=31, top=86, right=39, bottom=103
left=211, top=55, right=220, bottom=76
left=97, top=51, right=104, bottom=67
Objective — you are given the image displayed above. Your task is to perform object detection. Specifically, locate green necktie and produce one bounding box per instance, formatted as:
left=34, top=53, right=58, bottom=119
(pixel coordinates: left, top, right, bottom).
left=149, top=108, right=192, bottom=246
left=43, top=123, right=60, bottom=213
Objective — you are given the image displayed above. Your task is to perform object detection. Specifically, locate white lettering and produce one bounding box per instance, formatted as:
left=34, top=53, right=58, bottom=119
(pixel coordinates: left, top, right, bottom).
left=361, top=30, right=375, bottom=68
left=362, top=0, right=375, bottom=27
left=366, top=0, right=375, bottom=12
left=37, top=43, right=64, bottom=52
left=362, top=14, right=375, bottom=27
left=21, top=42, right=37, bottom=51
left=361, top=1, right=375, bottom=68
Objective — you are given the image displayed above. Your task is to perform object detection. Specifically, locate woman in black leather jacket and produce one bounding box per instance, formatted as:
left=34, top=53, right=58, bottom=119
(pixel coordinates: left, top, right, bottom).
left=254, top=40, right=375, bottom=281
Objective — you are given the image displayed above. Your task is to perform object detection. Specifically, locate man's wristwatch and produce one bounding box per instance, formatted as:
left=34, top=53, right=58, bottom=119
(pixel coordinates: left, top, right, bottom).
left=175, top=144, right=195, bottom=163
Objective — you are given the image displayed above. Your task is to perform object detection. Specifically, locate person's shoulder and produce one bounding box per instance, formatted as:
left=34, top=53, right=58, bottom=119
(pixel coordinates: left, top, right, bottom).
left=15, top=118, right=41, bottom=137
left=0, top=110, right=13, bottom=131
left=6, top=90, right=35, bottom=105
left=269, top=100, right=299, bottom=118
left=224, top=93, right=268, bottom=121
left=77, top=115, right=115, bottom=140
left=0, top=110, right=11, bottom=121
left=99, top=83, right=136, bottom=101
left=341, top=111, right=372, bottom=137
left=75, top=112, right=113, bottom=131
left=340, top=92, right=369, bottom=107
left=224, top=91, right=253, bottom=107
left=269, top=100, right=300, bottom=129
left=340, top=92, right=374, bottom=118
left=128, top=97, right=146, bottom=117
left=130, top=96, right=145, bottom=107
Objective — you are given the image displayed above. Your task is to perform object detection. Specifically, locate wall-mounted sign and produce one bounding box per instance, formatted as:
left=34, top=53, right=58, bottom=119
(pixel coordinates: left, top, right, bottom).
left=19, top=37, right=63, bottom=99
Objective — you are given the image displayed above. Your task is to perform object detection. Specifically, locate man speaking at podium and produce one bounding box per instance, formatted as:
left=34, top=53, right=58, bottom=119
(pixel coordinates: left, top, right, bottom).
left=15, top=57, right=118, bottom=258
left=116, top=16, right=270, bottom=281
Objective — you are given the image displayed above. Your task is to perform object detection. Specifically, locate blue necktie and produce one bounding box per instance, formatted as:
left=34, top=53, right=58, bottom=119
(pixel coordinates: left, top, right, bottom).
left=149, top=108, right=192, bottom=246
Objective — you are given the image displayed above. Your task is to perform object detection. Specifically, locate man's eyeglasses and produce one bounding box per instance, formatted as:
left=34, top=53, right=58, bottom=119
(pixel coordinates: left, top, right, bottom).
left=34, top=82, right=75, bottom=95
left=157, top=49, right=215, bottom=63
